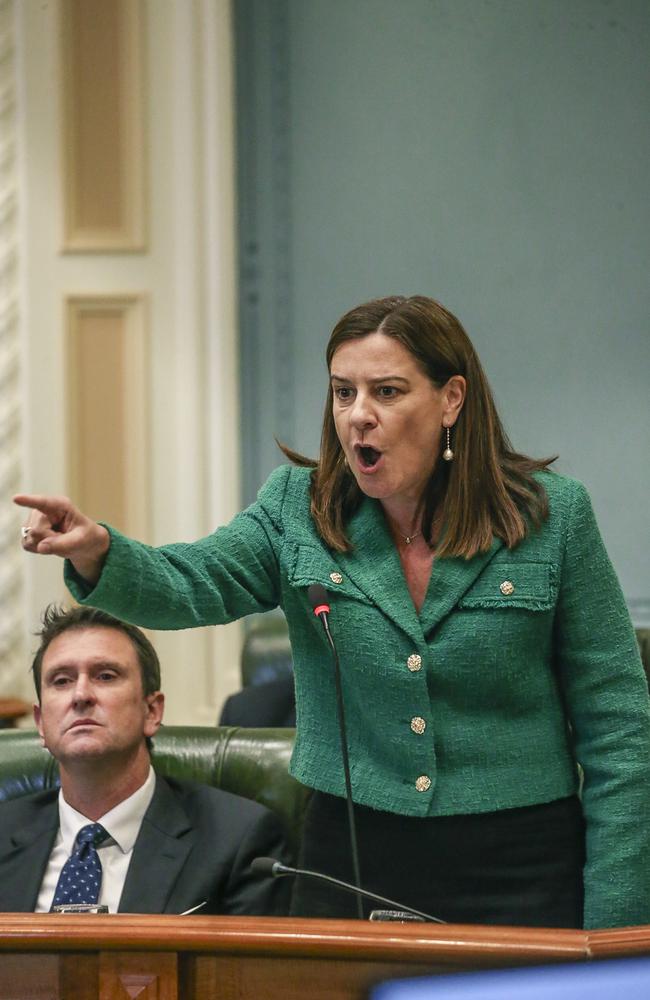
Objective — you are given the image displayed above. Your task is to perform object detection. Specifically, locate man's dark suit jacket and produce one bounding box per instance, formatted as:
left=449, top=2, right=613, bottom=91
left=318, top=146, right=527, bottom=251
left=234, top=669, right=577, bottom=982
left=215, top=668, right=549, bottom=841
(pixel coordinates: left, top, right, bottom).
left=0, top=775, right=289, bottom=915
left=219, top=675, right=296, bottom=728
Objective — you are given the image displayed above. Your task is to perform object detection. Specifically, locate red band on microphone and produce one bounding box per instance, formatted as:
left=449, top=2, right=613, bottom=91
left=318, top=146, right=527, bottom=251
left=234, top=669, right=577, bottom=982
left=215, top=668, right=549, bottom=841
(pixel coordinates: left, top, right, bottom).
left=313, top=603, right=330, bottom=617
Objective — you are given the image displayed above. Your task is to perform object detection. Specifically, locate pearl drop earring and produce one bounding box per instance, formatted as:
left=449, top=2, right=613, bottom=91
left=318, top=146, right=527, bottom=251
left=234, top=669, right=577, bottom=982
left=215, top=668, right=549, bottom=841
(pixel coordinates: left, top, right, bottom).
left=442, top=426, right=454, bottom=462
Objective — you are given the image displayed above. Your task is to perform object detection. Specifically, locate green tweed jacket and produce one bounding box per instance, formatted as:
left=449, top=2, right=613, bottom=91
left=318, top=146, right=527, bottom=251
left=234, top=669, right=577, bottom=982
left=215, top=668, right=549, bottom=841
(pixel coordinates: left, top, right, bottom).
left=66, top=466, right=650, bottom=929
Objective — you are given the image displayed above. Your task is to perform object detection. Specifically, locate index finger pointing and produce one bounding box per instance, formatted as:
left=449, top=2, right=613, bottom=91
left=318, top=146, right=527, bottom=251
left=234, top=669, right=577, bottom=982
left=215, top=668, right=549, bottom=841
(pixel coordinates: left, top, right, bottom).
left=13, top=494, right=74, bottom=517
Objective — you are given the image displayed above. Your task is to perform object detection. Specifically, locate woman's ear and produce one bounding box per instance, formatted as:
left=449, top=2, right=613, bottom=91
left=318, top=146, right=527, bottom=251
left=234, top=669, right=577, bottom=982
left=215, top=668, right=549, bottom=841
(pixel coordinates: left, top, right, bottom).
left=443, top=375, right=466, bottom=426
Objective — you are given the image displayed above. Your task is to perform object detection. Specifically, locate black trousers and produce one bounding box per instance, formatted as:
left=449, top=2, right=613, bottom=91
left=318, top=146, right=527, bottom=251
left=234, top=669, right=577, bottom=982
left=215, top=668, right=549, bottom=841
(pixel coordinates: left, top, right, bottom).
left=290, top=792, right=585, bottom=928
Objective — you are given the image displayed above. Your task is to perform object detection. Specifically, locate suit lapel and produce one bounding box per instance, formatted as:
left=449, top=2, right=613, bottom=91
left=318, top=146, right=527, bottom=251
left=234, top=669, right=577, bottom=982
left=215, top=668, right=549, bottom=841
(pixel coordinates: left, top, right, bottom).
left=419, top=536, right=504, bottom=637
left=118, top=776, right=193, bottom=914
left=336, top=498, right=423, bottom=643
left=0, top=793, right=59, bottom=911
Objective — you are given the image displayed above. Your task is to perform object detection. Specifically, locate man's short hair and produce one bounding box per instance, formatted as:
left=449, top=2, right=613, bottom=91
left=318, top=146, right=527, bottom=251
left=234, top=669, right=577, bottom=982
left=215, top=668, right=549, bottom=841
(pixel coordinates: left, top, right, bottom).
left=31, top=605, right=161, bottom=702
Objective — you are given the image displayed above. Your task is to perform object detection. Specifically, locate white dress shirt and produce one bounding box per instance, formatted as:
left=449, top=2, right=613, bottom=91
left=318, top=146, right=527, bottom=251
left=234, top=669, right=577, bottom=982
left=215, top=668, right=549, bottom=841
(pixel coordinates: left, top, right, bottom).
left=35, top=766, right=156, bottom=913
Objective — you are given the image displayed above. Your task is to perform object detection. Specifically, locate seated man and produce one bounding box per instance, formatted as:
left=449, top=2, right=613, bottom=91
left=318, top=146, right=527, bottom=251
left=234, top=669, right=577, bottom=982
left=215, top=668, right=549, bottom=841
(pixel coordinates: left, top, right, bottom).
left=0, top=606, right=289, bottom=914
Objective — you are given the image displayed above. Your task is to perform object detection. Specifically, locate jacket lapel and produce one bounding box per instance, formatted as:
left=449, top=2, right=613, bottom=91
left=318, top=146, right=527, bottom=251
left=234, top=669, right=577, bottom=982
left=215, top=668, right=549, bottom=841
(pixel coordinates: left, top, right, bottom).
left=419, top=536, right=504, bottom=637
left=327, top=497, right=505, bottom=642
left=336, top=498, right=423, bottom=643
left=118, top=776, right=193, bottom=914
left=0, top=793, right=59, bottom=911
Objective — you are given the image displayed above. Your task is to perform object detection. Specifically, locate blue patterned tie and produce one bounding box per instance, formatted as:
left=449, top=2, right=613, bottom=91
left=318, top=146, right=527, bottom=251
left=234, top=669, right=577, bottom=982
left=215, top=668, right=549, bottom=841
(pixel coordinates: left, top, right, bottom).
left=51, top=823, right=108, bottom=909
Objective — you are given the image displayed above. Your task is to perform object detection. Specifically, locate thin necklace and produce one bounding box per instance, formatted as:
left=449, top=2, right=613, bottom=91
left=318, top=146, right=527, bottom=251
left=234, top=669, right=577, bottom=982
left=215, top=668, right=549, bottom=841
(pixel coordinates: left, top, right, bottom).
left=395, top=510, right=442, bottom=546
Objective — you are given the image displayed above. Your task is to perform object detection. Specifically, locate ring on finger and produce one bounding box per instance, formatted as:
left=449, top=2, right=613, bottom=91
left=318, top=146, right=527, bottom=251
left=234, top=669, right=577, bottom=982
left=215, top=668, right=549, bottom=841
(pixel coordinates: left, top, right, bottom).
left=21, top=526, right=32, bottom=540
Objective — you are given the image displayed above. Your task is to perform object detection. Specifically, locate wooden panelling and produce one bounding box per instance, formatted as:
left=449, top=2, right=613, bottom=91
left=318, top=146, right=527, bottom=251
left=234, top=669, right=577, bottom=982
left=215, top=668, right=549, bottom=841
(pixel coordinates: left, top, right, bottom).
left=66, top=296, right=149, bottom=539
left=99, top=952, right=178, bottom=1000
left=61, top=0, right=146, bottom=251
left=7, top=912, right=650, bottom=1000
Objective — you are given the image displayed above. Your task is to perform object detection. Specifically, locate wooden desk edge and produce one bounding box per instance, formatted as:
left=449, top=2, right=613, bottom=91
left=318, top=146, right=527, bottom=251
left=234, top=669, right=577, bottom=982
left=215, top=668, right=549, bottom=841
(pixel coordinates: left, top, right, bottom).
left=0, top=915, right=591, bottom=965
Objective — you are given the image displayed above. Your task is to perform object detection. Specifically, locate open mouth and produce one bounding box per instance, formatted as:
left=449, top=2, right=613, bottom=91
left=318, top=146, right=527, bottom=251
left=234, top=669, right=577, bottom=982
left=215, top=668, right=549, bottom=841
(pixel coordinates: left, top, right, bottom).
left=355, top=444, right=382, bottom=471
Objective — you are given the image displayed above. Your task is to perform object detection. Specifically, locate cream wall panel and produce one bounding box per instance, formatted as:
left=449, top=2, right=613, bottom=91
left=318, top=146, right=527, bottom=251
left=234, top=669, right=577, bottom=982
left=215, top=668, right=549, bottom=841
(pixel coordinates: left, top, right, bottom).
left=16, top=0, right=241, bottom=724
left=61, top=0, right=146, bottom=251
left=66, top=295, right=149, bottom=540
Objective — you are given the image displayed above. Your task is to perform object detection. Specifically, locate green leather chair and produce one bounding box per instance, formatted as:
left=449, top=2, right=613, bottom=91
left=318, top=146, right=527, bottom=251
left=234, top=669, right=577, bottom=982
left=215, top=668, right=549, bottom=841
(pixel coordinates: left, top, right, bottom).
left=241, top=612, right=294, bottom=687
left=0, top=726, right=310, bottom=859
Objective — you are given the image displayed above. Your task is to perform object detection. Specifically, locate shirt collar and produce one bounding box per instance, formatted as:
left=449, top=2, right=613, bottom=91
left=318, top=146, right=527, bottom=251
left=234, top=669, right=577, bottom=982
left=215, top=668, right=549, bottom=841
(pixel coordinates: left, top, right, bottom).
left=58, top=766, right=156, bottom=854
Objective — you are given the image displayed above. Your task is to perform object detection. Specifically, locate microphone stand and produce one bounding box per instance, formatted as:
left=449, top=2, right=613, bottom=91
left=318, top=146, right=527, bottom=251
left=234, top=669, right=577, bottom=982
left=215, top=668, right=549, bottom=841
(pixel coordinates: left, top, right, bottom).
left=309, top=585, right=364, bottom=919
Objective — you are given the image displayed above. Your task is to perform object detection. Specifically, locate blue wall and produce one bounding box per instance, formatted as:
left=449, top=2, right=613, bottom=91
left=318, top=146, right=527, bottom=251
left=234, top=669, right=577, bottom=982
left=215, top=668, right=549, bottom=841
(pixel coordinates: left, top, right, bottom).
left=235, top=0, right=649, bottom=620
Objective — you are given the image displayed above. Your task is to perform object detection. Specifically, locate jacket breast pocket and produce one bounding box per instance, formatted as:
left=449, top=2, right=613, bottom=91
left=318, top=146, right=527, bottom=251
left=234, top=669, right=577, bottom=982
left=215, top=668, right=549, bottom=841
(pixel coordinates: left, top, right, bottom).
left=286, top=544, right=372, bottom=605
left=458, top=561, right=556, bottom=612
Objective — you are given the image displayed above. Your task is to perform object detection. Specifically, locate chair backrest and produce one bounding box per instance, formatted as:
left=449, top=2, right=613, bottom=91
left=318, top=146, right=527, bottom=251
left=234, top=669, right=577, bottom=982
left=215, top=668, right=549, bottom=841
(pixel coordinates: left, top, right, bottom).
left=241, top=612, right=293, bottom=687
left=0, top=725, right=310, bottom=858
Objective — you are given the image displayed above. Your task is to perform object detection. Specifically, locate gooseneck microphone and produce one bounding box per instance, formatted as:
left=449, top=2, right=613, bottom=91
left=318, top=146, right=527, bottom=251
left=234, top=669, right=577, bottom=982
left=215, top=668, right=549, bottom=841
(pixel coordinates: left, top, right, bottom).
left=250, top=857, right=445, bottom=924
left=307, top=583, right=364, bottom=920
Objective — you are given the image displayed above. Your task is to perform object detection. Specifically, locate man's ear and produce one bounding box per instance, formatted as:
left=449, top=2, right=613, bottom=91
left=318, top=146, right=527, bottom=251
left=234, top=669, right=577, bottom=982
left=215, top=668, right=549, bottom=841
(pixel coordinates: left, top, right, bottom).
left=143, top=691, right=165, bottom=739
left=33, top=703, right=47, bottom=748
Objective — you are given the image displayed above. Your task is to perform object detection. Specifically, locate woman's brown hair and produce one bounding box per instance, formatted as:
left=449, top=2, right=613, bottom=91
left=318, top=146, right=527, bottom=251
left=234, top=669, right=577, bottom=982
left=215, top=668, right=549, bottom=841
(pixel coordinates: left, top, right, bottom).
left=281, top=295, right=555, bottom=558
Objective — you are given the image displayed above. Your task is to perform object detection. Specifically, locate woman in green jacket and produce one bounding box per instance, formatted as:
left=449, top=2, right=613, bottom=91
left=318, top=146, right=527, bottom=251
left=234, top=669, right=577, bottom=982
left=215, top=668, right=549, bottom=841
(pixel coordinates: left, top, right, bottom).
left=16, top=295, right=650, bottom=929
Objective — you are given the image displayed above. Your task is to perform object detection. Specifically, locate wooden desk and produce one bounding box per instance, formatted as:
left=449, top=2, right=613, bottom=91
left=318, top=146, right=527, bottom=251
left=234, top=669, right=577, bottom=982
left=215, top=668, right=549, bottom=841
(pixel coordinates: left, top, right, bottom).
left=3, top=914, right=647, bottom=1000
left=0, top=698, right=30, bottom=728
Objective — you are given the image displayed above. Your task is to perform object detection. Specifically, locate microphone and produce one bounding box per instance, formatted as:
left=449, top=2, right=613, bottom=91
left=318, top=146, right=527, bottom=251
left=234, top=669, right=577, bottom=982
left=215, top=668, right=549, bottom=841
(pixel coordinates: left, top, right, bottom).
left=250, top=857, right=445, bottom=924
left=308, top=583, right=331, bottom=622
left=307, top=583, right=363, bottom=920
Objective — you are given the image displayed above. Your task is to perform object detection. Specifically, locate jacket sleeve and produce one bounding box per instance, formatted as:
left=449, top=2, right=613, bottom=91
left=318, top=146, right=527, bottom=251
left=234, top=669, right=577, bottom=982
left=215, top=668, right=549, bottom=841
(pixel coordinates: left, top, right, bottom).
left=63, top=468, right=292, bottom=629
left=554, top=480, right=650, bottom=928
left=214, top=808, right=292, bottom=917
